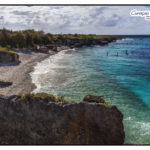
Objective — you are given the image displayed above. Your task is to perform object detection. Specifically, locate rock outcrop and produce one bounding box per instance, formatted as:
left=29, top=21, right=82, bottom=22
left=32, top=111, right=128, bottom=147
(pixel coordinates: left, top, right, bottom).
left=0, top=94, right=125, bottom=145
left=42, top=37, right=120, bottom=52
left=55, top=38, right=117, bottom=48
left=0, top=51, right=19, bottom=63
left=83, top=95, right=105, bottom=103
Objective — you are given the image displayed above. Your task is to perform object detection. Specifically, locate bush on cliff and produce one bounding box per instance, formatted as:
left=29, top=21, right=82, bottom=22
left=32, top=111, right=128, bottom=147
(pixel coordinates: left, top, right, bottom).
left=17, top=93, right=74, bottom=103
left=0, top=29, right=121, bottom=49
left=0, top=29, right=54, bottom=48
left=16, top=93, right=109, bottom=106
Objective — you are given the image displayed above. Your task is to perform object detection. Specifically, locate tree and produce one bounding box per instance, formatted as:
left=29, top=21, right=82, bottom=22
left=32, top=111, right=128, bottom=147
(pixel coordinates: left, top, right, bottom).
left=14, top=32, right=26, bottom=48
left=0, top=29, right=11, bottom=47
left=25, top=33, right=33, bottom=47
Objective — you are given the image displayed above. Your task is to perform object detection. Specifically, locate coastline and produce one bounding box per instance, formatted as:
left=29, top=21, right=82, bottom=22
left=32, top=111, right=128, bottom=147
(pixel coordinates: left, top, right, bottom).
left=0, top=37, right=120, bottom=96
left=0, top=37, right=126, bottom=144
left=0, top=50, right=56, bottom=96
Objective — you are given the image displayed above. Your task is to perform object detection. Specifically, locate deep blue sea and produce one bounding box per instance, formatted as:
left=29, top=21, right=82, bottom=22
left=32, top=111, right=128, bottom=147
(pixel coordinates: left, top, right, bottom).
left=31, top=37, right=150, bottom=144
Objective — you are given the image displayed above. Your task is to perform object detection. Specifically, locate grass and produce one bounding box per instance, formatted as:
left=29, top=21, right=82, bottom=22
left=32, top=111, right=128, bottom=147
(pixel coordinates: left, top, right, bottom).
left=17, top=93, right=75, bottom=103
left=16, top=93, right=110, bottom=107
left=0, top=46, right=16, bottom=55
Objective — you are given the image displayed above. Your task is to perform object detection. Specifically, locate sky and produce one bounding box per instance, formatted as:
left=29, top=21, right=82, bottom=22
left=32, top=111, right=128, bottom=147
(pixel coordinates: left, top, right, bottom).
left=0, top=5, right=150, bottom=35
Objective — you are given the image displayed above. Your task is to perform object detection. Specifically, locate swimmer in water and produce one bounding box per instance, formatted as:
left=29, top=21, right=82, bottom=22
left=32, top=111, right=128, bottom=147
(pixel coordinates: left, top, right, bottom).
left=125, top=50, right=128, bottom=56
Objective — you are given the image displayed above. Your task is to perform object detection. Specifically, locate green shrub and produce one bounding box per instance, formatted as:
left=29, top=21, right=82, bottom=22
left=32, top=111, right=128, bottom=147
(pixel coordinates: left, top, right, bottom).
left=33, top=93, right=56, bottom=101
left=18, top=93, right=74, bottom=103
left=0, top=29, right=121, bottom=49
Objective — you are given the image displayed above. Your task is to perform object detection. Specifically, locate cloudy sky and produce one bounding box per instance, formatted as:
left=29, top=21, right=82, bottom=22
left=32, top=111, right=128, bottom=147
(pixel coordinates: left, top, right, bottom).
left=0, top=5, right=150, bottom=35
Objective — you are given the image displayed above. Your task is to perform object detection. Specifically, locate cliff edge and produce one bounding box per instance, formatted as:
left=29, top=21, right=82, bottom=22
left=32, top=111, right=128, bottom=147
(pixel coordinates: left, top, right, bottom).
left=0, top=93, right=125, bottom=144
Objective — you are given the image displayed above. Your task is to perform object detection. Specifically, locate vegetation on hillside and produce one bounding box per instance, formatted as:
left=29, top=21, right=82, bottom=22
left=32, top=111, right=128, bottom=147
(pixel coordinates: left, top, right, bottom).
left=0, top=29, right=53, bottom=48
left=0, top=29, right=121, bottom=49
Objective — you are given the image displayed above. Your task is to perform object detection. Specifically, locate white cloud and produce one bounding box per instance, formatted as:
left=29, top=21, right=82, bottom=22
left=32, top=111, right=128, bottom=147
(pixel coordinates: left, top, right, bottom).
left=0, top=6, right=150, bottom=34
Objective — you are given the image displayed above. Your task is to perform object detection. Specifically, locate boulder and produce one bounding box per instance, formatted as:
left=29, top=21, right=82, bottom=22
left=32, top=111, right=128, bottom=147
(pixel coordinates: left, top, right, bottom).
left=83, top=94, right=105, bottom=103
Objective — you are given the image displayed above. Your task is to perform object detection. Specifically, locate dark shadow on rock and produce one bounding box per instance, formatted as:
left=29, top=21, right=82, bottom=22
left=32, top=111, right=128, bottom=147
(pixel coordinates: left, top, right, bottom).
left=12, top=49, right=50, bottom=54
left=0, top=61, right=21, bottom=67
left=12, top=49, right=32, bottom=54
left=0, top=85, right=12, bottom=88
left=0, top=80, right=13, bottom=88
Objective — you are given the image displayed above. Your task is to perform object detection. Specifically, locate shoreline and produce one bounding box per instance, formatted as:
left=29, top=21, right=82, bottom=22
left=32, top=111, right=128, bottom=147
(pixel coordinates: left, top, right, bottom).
left=0, top=38, right=119, bottom=96
left=0, top=50, right=56, bottom=96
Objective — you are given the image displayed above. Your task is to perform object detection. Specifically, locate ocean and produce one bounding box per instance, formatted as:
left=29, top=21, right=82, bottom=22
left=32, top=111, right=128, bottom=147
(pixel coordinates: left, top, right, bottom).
left=31, top=37, right=150, bottom=144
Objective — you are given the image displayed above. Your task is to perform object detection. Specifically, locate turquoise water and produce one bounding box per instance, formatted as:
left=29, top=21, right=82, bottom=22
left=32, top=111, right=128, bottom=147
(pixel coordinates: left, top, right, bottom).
left=31, top=37, right=150, bottom=144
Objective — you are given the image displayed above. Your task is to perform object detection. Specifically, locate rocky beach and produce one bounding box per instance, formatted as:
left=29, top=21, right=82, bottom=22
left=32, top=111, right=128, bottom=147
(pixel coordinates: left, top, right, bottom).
left=0, top=35, right=120, bottom=96
left=0, top=50, right=51, bottom=95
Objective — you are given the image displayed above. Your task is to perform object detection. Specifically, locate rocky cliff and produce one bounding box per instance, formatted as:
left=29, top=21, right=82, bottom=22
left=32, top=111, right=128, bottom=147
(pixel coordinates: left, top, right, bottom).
left=0, top=94, right=125, bottom=145
left=44, top=37, right=121, bottom=52
left=55, top=37, right=118, bottom=48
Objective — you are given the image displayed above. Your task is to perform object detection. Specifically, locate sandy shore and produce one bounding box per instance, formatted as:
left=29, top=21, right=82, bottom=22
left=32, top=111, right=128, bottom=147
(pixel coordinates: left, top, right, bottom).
left=0, top=50, right=53, bottom=96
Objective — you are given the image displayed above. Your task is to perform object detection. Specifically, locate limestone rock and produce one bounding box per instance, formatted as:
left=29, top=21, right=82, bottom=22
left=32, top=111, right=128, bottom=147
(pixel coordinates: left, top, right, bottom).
left=0, top=94, right=125, bottom=145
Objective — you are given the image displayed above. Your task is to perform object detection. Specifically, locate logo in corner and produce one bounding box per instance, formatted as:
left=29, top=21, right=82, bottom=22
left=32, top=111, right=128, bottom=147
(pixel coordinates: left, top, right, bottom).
left=130, top=9, right=150, bottom=20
